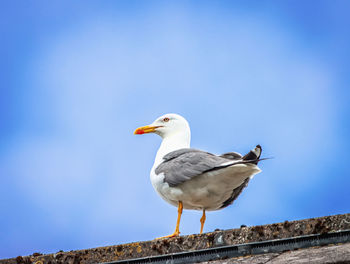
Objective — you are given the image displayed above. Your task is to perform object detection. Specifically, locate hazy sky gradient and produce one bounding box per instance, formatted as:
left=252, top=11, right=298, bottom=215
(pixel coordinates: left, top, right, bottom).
left=1, top=0, right=350, bottom=259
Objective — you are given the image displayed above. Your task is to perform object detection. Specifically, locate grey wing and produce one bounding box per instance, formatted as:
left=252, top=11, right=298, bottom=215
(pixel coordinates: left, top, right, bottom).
left=220, top=152, right=242, bottom=160
left=155, top=148, right=232, bottom=187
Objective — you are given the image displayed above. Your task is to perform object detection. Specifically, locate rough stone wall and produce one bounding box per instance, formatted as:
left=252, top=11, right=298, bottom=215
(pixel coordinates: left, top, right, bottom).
left=1, top=213, right=349, bottom=264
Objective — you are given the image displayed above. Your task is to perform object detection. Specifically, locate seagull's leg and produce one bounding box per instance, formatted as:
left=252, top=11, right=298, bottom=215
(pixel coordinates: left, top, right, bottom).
left=157, top=201, right=183, bottom=239
left=173, top=201, right=183, bottom=235
left=200, top=209, right=206, bottom=234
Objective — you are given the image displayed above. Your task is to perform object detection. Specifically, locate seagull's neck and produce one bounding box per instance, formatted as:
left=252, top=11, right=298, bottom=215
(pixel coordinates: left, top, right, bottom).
left=154, top=132, right=191, bottom=168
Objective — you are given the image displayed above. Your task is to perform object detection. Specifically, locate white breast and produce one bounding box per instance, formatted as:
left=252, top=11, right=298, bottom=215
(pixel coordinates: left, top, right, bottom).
left=150, top=167, right=181, bottom=207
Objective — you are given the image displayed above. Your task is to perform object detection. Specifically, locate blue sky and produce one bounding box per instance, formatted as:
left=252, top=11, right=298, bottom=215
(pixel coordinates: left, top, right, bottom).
left=1, top=0, right=350, bottom=259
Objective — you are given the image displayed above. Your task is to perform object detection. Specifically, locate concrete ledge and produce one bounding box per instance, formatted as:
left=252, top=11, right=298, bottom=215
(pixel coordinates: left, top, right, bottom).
left=1, top=213, right=350, bottom=264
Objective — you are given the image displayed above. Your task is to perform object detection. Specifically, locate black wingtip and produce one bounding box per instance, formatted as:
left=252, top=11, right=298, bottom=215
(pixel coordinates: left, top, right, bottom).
left=255, top=145, right=262, bottom=159
left=242, top=144, right=262, bottom=164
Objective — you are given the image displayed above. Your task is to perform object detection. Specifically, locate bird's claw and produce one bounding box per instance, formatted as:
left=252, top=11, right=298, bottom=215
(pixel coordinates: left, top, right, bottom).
left=156, top=231, right=180, bottom=239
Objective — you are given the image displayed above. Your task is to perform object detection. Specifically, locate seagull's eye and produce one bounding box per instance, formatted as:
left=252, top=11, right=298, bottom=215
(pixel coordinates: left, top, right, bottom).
left=163, top=117, right=170, bottom=122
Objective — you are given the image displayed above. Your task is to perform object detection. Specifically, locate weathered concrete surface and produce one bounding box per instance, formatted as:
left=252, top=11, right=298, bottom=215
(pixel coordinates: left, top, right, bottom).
left=202, top=243, right=350, bottom=264
left=1, top=213, right=349, bottom=264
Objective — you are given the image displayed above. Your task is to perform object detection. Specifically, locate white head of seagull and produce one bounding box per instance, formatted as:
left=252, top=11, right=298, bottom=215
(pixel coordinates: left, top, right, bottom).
left=134, top=113, right=191, bottom=166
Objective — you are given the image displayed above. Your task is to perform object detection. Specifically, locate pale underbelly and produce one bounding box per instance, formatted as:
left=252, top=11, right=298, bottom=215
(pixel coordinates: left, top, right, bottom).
left=151, top=164, right=261, bottom=211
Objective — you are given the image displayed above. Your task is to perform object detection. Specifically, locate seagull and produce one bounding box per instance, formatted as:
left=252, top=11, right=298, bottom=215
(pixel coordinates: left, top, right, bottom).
left=134, top=113, right=263, bottom=238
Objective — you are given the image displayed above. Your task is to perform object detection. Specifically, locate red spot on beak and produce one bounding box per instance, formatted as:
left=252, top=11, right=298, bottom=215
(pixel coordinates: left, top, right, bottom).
left=135, top=129, right=144, bottom=135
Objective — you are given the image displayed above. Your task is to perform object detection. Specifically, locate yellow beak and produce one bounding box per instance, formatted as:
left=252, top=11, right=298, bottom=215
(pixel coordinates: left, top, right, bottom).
left=134, top=125, right=161, bottom=135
